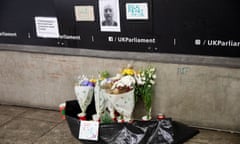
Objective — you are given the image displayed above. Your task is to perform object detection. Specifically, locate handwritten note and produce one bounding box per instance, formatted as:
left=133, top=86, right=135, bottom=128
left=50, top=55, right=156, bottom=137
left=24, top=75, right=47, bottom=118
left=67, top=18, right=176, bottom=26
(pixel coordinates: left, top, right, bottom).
left=79, top=121, right=99, bottom=141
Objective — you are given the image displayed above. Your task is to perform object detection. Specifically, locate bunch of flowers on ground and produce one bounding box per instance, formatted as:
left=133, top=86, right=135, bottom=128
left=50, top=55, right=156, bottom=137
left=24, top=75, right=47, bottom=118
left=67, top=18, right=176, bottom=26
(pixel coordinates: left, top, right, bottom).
left=74, top=64, right=156, bottom=122
left=135, top=66, right=157, bottom=120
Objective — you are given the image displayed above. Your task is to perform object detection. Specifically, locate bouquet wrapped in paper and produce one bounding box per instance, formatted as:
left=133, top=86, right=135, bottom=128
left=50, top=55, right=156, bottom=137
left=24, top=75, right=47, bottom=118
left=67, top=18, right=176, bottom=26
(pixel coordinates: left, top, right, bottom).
left=93, top=80, right=106, bottom=121
left=101, top=75, right=136, bottom=121
left=104, top=88, right=135, bottom=121
left=74, top=76, right=95, bottom=117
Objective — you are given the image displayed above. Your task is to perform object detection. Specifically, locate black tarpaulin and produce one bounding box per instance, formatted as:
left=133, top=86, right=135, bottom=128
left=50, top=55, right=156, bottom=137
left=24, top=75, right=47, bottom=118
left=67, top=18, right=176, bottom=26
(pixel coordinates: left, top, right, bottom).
left=65, top=100, right=199, bottom=144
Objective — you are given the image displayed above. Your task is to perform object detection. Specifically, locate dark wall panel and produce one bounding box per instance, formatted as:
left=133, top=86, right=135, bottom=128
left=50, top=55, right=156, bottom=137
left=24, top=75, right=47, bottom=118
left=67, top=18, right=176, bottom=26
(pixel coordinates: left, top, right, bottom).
left=0, top=0, right=240, bottom=57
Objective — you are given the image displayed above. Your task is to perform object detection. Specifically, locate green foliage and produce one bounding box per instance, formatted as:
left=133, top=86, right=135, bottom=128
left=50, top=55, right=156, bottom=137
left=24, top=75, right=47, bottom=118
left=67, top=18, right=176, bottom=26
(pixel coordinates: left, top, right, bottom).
left=134, top=66, right=156, bottom=117
left=100, top=111, right=114, bottom=124
left=100, top=71, right=110, bottom=79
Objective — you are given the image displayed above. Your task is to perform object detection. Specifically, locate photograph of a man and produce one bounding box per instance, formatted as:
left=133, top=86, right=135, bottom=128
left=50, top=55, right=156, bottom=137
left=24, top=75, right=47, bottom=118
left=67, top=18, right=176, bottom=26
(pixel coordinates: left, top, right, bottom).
left=99, top=0, right=121, bottom=32
left=102, top=5, right=117, bottom=26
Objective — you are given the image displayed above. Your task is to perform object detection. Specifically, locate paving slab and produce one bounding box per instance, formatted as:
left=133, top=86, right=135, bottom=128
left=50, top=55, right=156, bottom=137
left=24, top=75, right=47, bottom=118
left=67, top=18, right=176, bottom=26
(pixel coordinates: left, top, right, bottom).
left=0, top=117, right=57, bottom=144
left=0, top=105, right=27, bottom=117
left=21, top=108, right=63, bottom=123
left=0, top=105, right=239, bottom=144
left=185, top=129, right=240, bottom=144
left=0, top=114, right=12, bottom=126
left=34, top=121, right=82, bottom=144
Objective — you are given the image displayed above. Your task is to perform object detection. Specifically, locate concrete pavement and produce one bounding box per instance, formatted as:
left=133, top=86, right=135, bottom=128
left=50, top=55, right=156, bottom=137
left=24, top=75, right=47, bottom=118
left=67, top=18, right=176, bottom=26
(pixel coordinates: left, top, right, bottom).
left=0, top=104, right=239, bottom=144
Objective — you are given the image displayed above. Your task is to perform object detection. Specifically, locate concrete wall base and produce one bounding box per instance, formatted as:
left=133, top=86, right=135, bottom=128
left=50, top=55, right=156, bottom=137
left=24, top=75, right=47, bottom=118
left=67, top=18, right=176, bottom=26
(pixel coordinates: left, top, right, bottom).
left=0, top=48, right=239, bottom=132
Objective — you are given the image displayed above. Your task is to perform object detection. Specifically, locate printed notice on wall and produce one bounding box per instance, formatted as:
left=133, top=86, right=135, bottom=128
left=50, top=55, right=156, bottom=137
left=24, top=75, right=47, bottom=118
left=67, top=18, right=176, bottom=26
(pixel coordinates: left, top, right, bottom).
left=79, top=121, right=99, bottom=141
left=126, top=3, right=148, bottom=20
left=35, top=17, right=60, bottom=38
left=74, top=6, right=95, bottom=21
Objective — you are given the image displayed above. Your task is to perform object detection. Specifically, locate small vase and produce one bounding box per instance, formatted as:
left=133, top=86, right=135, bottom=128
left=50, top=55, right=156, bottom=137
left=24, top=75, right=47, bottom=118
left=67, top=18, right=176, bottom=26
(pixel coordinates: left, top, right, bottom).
left=146, top=107, right=152, bottom=120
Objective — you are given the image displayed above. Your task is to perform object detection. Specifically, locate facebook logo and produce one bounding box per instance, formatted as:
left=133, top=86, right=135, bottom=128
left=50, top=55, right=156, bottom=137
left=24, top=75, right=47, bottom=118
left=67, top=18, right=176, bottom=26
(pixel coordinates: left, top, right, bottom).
left=108, top=36, right=113, bottom=42
left=195, top=39, right=201, bottom=45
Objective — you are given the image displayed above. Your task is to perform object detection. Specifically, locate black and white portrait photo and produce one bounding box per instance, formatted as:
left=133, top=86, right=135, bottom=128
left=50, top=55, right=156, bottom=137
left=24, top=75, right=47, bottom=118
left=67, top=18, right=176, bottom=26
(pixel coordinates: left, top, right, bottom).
left=99, top=0, right=121, bottom=32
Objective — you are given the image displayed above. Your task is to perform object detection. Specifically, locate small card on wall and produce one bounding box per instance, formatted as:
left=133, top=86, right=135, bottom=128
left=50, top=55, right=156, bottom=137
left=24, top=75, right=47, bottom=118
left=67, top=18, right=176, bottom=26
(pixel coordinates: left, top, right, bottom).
left=74, top=6, right=95, bottom=21
left=126, top=3, right=149, bottom=20
left=79, top=121, right=99, bottom=141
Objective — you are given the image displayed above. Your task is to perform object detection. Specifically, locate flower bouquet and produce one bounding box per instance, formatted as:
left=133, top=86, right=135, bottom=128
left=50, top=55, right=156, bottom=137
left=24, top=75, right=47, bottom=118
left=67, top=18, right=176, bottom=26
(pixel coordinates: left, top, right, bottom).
left=135, top=66, right=156, bottom=120
left=103, top=75, right=135, bottom=122
left=73, top=64, right=156, bottom=122
left=93, top=80, right=106, bottom=121
left=74, top=75, right=95, bottom=119
left=99, top=64, right=136, bottom=122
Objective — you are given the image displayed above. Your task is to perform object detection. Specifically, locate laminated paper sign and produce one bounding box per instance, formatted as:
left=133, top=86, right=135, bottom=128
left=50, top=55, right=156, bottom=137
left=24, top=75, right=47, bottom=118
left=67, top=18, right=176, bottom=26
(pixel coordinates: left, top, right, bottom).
left=79, top=121, right=99, bottom=141
left=35, top=17, right=60, bottom=38
left=74, top=6, right=95, bottom=21
left=126, top=3, right=149, bottom=20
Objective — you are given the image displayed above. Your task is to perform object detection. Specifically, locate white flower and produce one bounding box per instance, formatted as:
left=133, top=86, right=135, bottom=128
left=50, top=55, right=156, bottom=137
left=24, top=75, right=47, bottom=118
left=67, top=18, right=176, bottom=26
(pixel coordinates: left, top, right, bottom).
left=115, top=73, right=122, bottom=79
left=150, top=67, right=155, bottom=72
left=111, top=82, right=125, bottom=89
left=135, top=74, right=145, bottom=85
left=150, top=80, right=155, bottom=85
left=152, top=74, right=157, bottom=79
left=111, top=75, right=135, bottom=89
left=136, top=78, right=145, bottom=85
left=138, top=81, right=145, bottom=85
left=148, top=84, right=152, bottom=88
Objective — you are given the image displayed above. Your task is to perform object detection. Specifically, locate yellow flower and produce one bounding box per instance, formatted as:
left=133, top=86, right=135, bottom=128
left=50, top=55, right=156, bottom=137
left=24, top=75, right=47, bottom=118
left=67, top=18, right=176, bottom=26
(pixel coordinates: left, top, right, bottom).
left=89, top=79, right=97, bottom=83
left=121, top=68, right=135, bottom=76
